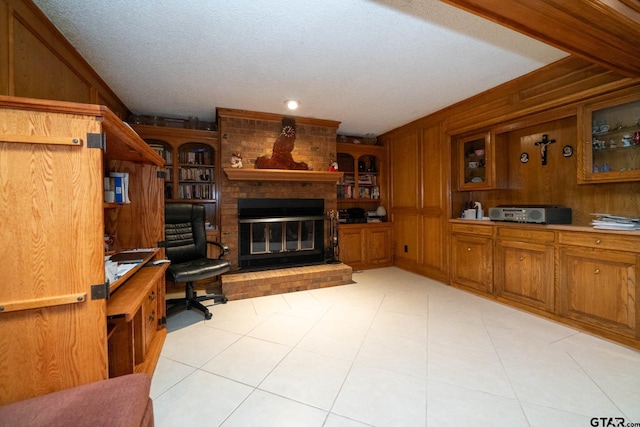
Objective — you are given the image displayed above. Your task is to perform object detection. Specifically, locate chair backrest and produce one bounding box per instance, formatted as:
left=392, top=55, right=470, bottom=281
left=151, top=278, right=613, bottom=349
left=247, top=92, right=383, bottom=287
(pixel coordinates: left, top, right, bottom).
left=164, top=203, right=207, bottom=264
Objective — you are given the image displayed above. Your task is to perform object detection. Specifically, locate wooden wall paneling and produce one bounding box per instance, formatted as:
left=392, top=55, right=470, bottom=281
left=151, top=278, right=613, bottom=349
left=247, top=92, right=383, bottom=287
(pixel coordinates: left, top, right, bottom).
left=387, top=128, right=421, bottom=269
left=442, top=0, right=640, bottom=77
left=1, top=0, right=129, bottom=117
left=392, top=212, right=419, bottom=266
left=12, top=16, right=92, bottom=103
left=389, top=129, right=420, bottom=209
left=419, top=123, right=449, bottom=280
left=439, top=58, right=634, bottom=136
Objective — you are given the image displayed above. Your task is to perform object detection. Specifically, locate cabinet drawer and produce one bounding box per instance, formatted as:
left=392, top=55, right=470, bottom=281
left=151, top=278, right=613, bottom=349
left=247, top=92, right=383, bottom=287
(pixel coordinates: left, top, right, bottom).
left=142, top=288, right=157, bottom=355
left=497, top=227, right=555, bottom=243
left=451, top=223, right=494, bottom=236
left=558, top=231, right=640, bottom=252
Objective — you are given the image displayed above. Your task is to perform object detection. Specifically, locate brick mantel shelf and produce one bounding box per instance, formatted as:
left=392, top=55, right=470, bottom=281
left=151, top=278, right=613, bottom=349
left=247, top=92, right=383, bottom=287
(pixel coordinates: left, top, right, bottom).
left=223, top=168, right=344, bottom=183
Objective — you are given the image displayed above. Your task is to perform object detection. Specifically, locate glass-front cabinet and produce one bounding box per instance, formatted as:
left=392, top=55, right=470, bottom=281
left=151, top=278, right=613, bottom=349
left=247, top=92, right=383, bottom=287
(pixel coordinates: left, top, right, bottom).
left=458, top=131, right=493, bottom=190
left=578, top=93, right=640, bottom=184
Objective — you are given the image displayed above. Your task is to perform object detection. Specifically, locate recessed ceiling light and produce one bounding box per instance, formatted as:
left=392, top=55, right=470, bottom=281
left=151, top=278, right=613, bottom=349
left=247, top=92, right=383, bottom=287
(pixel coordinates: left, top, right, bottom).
left=285, top=100, right=300, bottom=110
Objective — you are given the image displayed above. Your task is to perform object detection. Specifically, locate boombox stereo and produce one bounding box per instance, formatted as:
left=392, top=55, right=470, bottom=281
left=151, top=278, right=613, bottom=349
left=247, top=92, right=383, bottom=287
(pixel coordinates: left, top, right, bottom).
left=488, top=205, right=572, bottom=224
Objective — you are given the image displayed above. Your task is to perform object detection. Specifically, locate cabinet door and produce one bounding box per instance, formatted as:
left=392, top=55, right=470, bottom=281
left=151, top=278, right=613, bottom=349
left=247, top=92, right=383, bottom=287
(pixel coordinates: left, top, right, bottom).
left=366, top=226, right=392, bottom=267
left=450, top=234, right=493, bottom=293
left=495, top=240, right=554, bottom=311
left=458, top=132, right=493, bottom=190
left=339, top=227, right=365, bottom=268
left=578, top=94, right=640, bottom=184
left=559, top=246, right=638, bottom=337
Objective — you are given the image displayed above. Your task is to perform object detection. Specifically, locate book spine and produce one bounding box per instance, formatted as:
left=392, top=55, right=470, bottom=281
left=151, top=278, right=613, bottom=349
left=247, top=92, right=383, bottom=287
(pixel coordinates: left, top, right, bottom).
left=113, top=176, right=124, bottom=203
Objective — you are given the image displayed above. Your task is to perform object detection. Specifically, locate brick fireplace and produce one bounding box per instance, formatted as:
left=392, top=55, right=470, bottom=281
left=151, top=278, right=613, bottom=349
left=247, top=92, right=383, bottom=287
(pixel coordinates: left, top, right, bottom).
left=216, top=108, right=352, bottom=298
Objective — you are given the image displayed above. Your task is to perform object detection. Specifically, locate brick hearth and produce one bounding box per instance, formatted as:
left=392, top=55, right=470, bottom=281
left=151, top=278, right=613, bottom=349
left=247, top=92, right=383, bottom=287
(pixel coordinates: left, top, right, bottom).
left=221, top=263, right=353, bottom=300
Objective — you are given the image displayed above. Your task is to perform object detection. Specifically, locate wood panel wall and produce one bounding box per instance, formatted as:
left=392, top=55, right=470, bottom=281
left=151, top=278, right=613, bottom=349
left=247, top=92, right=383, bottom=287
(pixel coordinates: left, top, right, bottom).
left=0, top=0, right=129, bottom=118
left=380, top=56, right=640, bottom=281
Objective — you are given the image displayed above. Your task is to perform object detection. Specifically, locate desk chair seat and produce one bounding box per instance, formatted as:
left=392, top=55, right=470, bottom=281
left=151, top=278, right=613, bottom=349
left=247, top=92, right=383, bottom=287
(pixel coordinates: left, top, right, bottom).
left=164, top=203, right=231, bottom=320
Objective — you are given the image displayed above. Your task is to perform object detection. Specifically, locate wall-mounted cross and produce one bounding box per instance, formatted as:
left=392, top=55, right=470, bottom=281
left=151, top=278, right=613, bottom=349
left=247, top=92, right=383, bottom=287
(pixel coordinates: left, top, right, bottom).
left=534, top=134, right=556, bottom=165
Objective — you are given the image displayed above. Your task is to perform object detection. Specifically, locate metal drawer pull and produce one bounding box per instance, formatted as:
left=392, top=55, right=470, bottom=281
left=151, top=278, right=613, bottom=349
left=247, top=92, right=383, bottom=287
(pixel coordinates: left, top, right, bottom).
left=594, top=239, right=601, bottom=244
left=149, top=292, right=155, bottom=301
left=594, top=269, right=600, bottom=274
left=149, top=310, right=155, bottom=322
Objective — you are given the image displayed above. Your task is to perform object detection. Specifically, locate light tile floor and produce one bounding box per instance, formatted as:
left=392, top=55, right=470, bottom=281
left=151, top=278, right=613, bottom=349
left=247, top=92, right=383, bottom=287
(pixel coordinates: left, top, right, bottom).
left=151, top=267, right=640, bottom=427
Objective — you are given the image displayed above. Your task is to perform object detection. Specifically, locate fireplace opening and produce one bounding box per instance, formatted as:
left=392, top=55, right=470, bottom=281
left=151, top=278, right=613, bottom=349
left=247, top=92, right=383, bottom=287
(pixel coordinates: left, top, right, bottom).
left=238, top=198, right=325, bottom=271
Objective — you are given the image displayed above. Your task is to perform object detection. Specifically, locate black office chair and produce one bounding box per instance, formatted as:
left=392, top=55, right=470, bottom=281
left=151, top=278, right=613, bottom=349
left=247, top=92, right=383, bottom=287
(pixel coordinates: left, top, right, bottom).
left=164, top=203, right=230, bottom=320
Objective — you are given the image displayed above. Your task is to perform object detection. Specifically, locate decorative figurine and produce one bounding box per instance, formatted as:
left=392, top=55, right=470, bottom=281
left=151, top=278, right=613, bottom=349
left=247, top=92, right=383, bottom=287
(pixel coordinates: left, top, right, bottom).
left=329, top=159, right=338, bottom=171
left=231, top=152, right=243, bottom=168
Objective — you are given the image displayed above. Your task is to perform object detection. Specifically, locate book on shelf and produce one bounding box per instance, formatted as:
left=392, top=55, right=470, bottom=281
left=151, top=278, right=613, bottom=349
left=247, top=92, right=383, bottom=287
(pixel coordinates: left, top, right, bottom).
left=110, top=172, right=130, bottom=204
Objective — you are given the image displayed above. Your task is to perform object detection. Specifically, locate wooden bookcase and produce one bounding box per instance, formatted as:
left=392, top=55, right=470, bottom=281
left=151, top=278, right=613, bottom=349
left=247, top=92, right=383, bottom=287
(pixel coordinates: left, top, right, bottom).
left=132, top=125, right=220, bottom=232
left=0, top=96, right=166, bottom=404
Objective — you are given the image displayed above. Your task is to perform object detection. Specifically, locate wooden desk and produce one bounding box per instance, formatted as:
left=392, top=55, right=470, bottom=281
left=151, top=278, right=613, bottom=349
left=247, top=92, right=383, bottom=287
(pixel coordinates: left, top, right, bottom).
left=107, top=263, right=169, bottom=377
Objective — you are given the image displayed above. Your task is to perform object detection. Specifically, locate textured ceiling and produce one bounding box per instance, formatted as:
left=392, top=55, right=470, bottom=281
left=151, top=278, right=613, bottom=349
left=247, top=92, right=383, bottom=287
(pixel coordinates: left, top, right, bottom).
left=32, top=0, right=567, bottom=136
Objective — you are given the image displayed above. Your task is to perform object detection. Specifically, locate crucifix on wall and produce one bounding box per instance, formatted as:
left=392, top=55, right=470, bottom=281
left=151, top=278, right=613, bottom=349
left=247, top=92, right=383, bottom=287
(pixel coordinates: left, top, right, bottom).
left=534, top=134, right=556, bottom=165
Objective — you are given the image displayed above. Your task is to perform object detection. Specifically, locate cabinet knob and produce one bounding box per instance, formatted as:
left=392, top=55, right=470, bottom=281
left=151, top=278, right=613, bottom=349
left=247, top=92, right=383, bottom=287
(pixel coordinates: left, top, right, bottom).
left=467, top=247, right=472, bottom=251
left=468, top=227, right=473, bottom=231
left=519, top=256, right=524, bottom=261
left=594, top=269, right=600, bottom=274
left=594, top=239, right=601, bottom=244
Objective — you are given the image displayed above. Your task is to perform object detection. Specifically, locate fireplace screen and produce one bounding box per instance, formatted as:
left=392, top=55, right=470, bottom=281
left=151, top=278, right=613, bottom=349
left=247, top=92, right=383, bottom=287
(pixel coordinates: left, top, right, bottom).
left=238, top=198, right=325, bottom=271
left=249, top=219, right=315, bottom=254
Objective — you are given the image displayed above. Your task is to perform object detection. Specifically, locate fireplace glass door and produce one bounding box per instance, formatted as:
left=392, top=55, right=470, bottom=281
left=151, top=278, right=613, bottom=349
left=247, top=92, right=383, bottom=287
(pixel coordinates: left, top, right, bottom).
left=250, top=219, right=315, bottom=254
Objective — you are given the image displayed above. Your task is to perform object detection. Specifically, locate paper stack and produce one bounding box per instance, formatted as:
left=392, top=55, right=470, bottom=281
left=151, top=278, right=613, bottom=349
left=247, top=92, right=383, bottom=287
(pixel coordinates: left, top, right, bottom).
left=590, top=213, right=640, bottom=230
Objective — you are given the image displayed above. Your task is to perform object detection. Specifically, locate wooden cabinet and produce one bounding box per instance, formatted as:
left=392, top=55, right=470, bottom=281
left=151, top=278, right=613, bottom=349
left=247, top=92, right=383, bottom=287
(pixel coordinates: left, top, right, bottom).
left=0, top=96, right=166, bottom=404
left=336, top=143, right=386, bottom=210
left=558, top=231, right=639, bottom=338
left=107, top=262, right=168, bottom=378
left=455, top=131, right=506, bottom=191
left=578, top=89, right=640, bottom=184
left=494, top=227, right=555, bottom=312
left=132, top=125, right=220, bottom=230
left=338, top=223, right=392, bottom=270
left=450, top=223, right=494, bottom=293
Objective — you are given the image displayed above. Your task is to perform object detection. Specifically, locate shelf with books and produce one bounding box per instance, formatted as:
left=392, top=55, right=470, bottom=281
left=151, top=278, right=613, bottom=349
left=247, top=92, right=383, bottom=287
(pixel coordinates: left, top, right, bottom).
left=132, top=125, right=220, bottom=228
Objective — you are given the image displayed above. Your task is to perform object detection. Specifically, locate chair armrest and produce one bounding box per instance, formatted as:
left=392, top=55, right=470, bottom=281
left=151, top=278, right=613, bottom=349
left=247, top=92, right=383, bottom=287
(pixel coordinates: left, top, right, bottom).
left=206, top=240, right=230, bottom=259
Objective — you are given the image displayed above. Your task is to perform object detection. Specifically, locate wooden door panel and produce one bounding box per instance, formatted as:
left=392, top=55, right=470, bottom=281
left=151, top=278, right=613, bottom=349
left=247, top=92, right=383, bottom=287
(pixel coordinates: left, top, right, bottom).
left=367, top=227, right=391, bottom=265
left=339, top=228, right=365, bottom=267
left=497, top=241, right=554, bottom=311
left=451, top=234, right=493, bottom=293
left=560, top=247, right=637, bottom=336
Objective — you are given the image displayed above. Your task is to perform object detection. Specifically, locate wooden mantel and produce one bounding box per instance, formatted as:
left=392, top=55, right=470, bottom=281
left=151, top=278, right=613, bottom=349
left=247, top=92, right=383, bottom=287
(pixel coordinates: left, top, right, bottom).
left=223, top=168, right=344, bottom=183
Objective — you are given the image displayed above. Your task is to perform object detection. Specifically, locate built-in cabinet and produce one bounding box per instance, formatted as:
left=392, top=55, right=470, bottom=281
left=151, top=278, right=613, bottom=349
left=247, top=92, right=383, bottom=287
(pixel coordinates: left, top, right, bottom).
left=338, top=223, right=392, bottom=270
left=0, top=96, right=166, bottom=405
left=450, top=220, right=640, bottom=348
left=450, top=223, right=494, bottom=293
left=494, top=227, right=555, bottom=312
left=336, top=142, right=392, bottom=270
left=132, top=125, right=220, bottom=232
left=336, top=143, right=386, bottom=208
left=558, top=231, right=640, bottom=338
left=578, top=92, right=640, bottom=184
